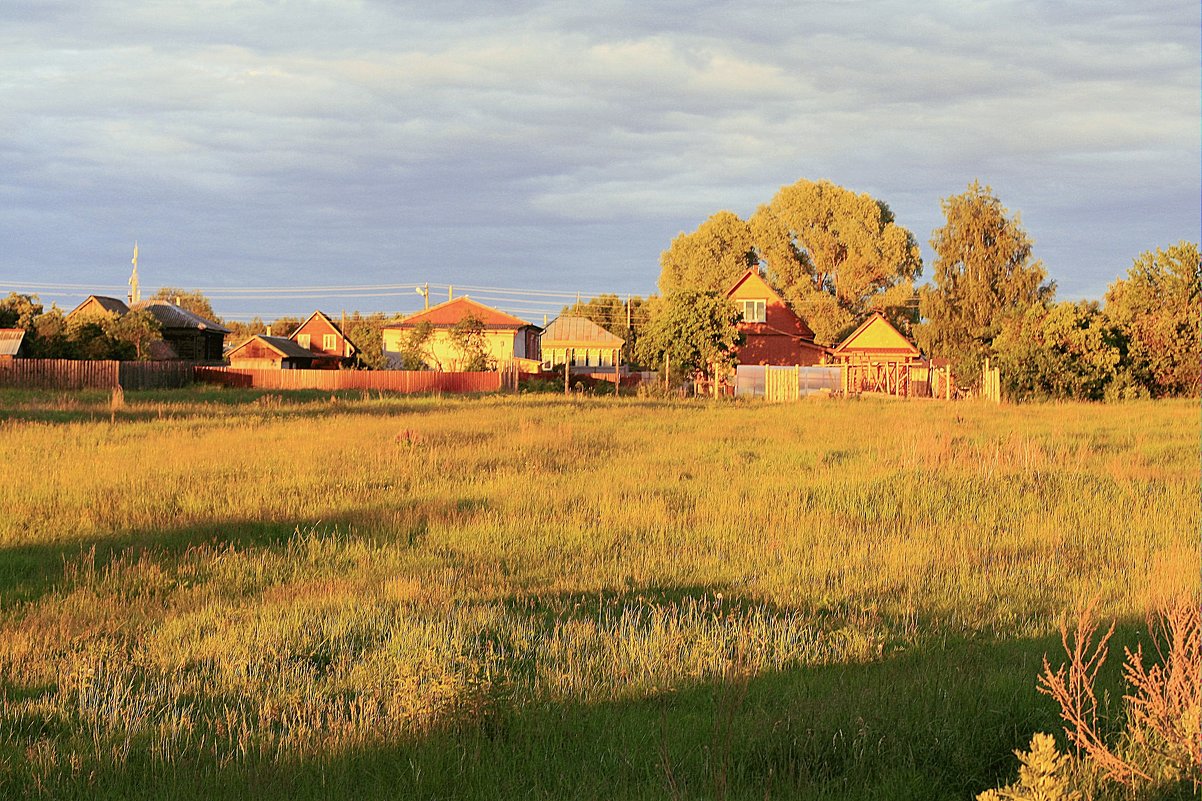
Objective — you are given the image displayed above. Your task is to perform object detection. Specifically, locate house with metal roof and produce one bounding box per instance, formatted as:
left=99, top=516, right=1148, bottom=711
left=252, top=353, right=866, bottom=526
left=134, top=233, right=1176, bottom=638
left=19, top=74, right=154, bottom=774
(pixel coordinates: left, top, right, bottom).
left=381, top=296, right=541, bottom=370
left=285, top=310, right=359, bottom=369
left=725, top=270, right=828, bottom=366
left=540, top=316, right=624, bottom=373
left=0, top=328, right=26, bottom=360
left=226, top=335, right=319, bottom=370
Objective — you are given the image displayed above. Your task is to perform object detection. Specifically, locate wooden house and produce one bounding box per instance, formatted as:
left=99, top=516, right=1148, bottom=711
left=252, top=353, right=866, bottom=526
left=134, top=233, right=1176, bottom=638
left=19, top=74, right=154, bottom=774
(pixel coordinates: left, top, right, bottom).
left=725, top=270, right=827, bottom=366
left=540, top=316, right=624, bottom=373
left=66, top=295, right=229, bottom=361
left=0, top=328, right=26, bottom=360
left=66, top=295, right=130, bottom=319
left=382, top=297, right=541, bottom=370
left=832, top=312, right=925, bottom=395
left=132, top=301, right=230, bottom=361
left=226, top=335, right=319, bottom=369
left=287, top=310, right=359, bottom=369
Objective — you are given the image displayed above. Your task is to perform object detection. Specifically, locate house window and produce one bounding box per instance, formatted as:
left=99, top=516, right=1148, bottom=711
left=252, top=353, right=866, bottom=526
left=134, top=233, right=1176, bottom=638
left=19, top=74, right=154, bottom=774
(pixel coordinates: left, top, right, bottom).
left=323, top=334, right=337, bottom=351
left=741, top=299, right=766, bottom=323
left=297, top=334, right=311, bottom=349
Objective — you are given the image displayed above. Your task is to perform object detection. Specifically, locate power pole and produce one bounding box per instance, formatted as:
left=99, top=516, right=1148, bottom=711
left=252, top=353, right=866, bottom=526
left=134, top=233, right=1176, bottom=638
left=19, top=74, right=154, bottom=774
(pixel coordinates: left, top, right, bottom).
left=564, top=348, right=571, bottom=396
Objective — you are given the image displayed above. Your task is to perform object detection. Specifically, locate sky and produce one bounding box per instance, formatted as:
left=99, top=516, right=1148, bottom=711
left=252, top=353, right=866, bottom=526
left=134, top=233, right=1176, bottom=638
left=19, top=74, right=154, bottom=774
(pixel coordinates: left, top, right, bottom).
left=1, top=0, right=1198, bottom=323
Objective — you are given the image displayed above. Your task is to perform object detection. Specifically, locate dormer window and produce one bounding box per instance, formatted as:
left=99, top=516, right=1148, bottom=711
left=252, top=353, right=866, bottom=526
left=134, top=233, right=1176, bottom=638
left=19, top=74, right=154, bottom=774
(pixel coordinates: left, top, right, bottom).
left=741, top=299, right=766, bottom=323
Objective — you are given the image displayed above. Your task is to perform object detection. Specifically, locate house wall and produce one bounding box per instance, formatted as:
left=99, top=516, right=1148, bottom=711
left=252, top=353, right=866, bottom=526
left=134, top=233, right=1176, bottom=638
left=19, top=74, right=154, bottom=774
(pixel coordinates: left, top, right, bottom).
left=382, top=328, right=521, bottom=369
left=737, top=334, right=826, bottom=366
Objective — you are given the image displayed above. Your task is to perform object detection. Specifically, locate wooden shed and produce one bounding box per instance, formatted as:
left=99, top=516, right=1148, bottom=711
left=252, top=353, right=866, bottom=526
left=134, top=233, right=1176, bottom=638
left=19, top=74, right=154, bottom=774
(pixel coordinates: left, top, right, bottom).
left=227, top=335, right=319, bottom=370
left=832, top=312, right=926, bottom=396
left=0, top=328, right=27, bottom=360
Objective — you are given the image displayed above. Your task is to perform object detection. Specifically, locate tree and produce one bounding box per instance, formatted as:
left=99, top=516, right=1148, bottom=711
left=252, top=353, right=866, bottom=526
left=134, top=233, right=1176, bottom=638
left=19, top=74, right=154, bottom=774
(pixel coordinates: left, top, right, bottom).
left=658, top=211, right=759, bottom=295
left=0, top=293, right=43, bottom=330
left=152, top=287, right=220, bottom=323
left=751, top=179, right=922, bottom=344
left=450, top=314, right=492, bottom=371
left=635, top=290, right=743, bottom=387
left=995, top=301, right=1121, bottom=402
left=106, top=308, right=163, bottom=361
left=396, top=320, right=435, bottom=370
left=340, top=312, right=391, bottom=370
left=1103, top=242, right=1200, bottom=398
left=916, top=181, right=1054, bottom=382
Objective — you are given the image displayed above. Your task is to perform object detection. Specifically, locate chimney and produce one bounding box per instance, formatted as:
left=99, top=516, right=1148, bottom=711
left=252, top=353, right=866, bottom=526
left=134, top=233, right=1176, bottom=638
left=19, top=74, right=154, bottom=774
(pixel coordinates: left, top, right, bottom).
left=266, top=325, right=272, bottom=337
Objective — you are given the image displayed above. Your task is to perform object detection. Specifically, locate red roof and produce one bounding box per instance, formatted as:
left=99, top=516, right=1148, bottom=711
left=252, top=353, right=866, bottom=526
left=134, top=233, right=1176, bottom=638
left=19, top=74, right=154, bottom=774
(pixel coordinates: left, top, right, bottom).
left=384, top=296, right=535, bottom=330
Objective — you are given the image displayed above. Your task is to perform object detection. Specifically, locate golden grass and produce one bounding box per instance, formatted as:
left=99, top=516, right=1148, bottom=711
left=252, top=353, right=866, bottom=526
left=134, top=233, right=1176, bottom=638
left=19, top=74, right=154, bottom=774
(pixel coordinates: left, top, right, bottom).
left=0, top=390, right=1196, bottom=799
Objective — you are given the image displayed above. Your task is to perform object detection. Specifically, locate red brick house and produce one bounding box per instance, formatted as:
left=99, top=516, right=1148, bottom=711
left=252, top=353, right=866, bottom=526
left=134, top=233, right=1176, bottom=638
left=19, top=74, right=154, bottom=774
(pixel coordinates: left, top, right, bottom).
left=725, top=270, right=827, bottom=366
left=287, top=310, right=359, bottom=369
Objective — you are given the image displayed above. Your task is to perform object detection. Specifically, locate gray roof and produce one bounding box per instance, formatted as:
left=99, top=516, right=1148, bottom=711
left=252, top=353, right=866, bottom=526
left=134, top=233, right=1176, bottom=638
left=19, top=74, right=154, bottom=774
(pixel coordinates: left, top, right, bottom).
left=248, top=335, right=316, bottom=359
left=131, top=301, right=231, bottom=334
left=88, top=296, right=130, bottom=315
left=0, top=328, right=25, bottom=356
left=541, top=316, right=624, bottom=347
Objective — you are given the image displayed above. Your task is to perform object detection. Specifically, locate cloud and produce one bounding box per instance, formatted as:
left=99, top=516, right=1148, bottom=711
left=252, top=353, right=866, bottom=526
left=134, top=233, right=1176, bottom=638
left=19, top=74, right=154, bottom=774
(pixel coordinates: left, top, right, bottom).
left=0, top=0, right=1196, bottom=316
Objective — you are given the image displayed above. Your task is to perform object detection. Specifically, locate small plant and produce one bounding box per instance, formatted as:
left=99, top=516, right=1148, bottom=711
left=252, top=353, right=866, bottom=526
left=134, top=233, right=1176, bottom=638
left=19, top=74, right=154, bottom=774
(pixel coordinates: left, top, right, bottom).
left=977, top=732, right=1081, bottom=801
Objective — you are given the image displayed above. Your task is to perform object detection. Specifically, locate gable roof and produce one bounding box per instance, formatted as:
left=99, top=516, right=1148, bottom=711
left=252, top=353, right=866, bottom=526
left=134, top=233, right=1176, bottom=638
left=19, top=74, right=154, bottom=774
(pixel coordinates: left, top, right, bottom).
left=66, top=295, right=129, bottom=318
left=131, top=300, right=231, bottom=334
left=228, top=335, right=316, bottom=360
left=541, top=316, right=624, bottom=347
left=290, top=310, right=359, bottom=355
left=383, top=296, right=537, bottom=330
left=833, top=312, right=920, bottom=356
left=725, top=269, right=785, bottom=302
left=0, top=328, right=26, bottom=356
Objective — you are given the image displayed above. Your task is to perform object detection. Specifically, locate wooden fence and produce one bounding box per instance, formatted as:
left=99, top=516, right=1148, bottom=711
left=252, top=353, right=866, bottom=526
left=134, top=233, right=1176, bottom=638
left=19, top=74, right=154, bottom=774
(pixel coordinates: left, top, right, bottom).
left=195, top=367, right=505, bottom=393
left=0, top=359, right=196, bottom=390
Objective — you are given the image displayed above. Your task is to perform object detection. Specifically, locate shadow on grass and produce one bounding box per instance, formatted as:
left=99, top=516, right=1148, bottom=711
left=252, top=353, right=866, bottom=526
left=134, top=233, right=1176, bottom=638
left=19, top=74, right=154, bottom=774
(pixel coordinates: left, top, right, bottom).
left=2, top=620, right=1160, bottom=801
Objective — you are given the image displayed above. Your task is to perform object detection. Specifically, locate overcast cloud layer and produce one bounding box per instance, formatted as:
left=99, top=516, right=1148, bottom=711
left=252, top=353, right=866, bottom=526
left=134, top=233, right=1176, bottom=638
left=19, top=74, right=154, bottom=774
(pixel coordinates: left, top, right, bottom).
left=1, top=0, right=1198, bottom=320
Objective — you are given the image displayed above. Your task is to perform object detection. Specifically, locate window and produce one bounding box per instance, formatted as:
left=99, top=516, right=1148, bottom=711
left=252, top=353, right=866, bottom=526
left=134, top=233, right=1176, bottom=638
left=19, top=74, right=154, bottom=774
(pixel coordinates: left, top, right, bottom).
left=296, top=334, right=311, bottom=349
left=741, top=299, right=766, bottom=323
left=323, top=334, right=337, bottom=351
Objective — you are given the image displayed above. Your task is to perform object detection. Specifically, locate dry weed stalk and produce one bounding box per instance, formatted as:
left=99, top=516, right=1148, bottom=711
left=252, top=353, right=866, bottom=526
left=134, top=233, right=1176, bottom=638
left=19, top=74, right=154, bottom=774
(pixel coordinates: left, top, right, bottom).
left=1039, top=596, right=1201, bottom=788
left=1038, top=597, right=1143, bottom=784
left=1122, top=600, right=1201, bottom=778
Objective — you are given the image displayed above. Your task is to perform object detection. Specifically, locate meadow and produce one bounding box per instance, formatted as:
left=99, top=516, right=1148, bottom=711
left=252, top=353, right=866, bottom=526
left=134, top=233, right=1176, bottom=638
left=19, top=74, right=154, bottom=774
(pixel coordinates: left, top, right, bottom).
left=0, top=387, right=1196, bottom=800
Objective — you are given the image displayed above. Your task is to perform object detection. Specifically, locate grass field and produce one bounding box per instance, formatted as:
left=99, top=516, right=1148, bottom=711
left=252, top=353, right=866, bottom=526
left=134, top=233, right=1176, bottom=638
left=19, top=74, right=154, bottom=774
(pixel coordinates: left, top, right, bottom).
left=0, top=388, right=1196, bottom=800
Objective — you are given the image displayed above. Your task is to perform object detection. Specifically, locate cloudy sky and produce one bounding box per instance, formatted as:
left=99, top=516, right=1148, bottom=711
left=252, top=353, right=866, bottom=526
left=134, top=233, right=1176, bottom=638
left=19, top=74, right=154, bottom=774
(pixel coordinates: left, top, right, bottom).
left=2, top=0, right=1197, bottom=322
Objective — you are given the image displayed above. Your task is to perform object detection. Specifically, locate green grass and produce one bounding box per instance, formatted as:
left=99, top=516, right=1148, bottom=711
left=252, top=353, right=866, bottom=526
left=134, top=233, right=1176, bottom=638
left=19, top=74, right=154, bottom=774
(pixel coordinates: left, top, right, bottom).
left=0, top=388, right=1195, bottom=799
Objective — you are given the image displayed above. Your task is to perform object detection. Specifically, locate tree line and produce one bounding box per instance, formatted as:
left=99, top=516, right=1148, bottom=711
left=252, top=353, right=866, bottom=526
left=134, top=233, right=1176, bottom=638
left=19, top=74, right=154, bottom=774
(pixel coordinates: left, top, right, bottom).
left=613, top=177, right=1199, bottom=400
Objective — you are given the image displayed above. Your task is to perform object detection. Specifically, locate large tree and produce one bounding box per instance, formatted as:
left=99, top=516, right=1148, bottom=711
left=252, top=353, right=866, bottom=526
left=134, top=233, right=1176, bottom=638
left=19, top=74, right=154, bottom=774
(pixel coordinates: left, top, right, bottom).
left=915, top=181, right=1054, bottom=381
left=751, top=179, right=922, bottom=344
left=152, top=287, right=220, bottom=322
left=635, top=290, right=743, bottom=388
left=1103, top=241, right=1201, bottom=397
left=658, top=211, right=758, bottom=294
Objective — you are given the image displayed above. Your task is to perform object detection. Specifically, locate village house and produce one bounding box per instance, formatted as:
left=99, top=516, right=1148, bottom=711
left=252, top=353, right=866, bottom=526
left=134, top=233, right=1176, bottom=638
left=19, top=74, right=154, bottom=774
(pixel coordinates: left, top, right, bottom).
left=226, top=335, right=319, bottom=369
left=286, top=310, right=358, bottom=369
left=725, top=270, right=827, bottom=366
left=540, top=316, right=624, bottom=373
left=66, top=295, right=230, bottom=361
left=382, top=296, right=541, bottom=370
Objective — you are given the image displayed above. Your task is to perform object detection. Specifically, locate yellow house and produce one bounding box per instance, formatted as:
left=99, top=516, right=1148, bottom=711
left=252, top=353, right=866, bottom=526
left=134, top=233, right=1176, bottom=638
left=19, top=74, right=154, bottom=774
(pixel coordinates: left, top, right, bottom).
left=382, top=296, right=541, bottom=371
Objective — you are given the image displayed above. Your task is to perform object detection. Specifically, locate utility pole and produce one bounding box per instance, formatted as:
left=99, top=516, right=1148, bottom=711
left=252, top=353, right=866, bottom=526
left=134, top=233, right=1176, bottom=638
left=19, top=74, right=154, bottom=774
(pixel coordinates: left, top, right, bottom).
left=564, top=348, right=571, bottom=396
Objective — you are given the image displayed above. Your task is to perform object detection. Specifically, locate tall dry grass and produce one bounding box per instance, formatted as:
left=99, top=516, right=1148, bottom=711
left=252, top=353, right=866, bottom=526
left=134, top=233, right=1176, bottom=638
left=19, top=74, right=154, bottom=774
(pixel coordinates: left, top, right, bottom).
left=0, top=389, right=1195, bottom=799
